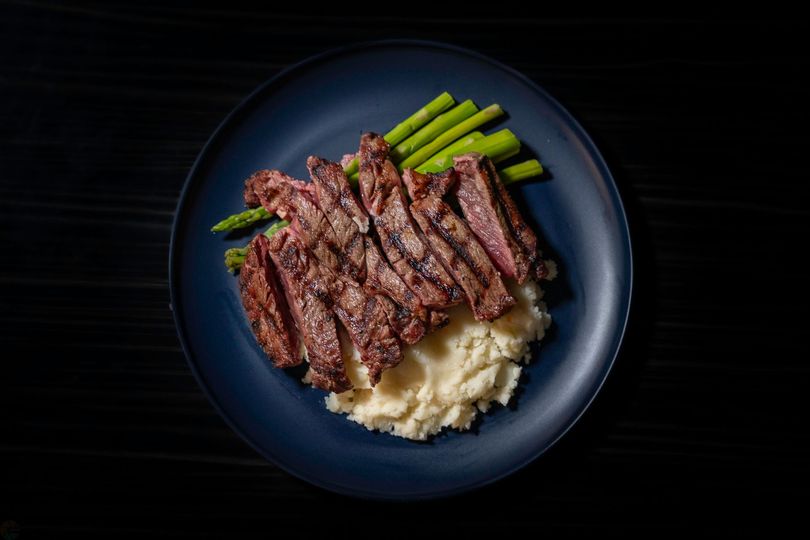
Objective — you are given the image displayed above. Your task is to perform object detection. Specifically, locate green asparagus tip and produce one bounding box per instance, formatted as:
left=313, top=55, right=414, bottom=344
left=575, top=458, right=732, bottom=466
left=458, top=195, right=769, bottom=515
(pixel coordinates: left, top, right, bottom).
left=224, top=246, right=249, bottom=272
left=211, top=206, right=272, bottom=232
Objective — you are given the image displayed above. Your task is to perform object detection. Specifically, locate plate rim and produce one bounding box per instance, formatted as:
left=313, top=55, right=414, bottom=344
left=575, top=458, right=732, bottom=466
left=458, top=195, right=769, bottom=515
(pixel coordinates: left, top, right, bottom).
left=169, top=38, right=634, bottom=500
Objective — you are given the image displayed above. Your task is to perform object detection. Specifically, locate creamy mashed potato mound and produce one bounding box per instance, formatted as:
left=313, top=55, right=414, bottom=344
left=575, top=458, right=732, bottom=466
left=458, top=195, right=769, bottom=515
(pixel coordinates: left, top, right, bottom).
left=322, top=280, right=551, bottom=440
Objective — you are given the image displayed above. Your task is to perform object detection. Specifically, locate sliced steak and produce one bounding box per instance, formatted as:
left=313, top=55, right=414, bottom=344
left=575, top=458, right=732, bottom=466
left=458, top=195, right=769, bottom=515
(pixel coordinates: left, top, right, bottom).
left=363, top=236, right=428, bottom=344
left=318, top=262, right=403, bottom=385
left=267, top=228, right=352, bottom=393
left=248, top=169, right=341, bottom=275
left=243, top=169, right=312, bottom=208
left=358, top=133, right=462, bottom=309
left=243, top=179, right=262, bottom=209
left=401, top=168, right=457, bottom=201
left=239, top=234, right=301, bottom=368
left=306, top=156, right=368, bottom=282
left=481, top=157, right=550, bottom=281
left=357, top=133, right=398, bottom=217
left=453, top=153, right=532, bottom=283
left=411, top=195, right=516, bottom=321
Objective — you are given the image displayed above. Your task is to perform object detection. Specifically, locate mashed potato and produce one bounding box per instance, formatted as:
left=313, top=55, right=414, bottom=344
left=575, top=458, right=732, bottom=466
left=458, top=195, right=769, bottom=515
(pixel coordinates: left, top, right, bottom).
left=321, top=280, right=551, bottom=440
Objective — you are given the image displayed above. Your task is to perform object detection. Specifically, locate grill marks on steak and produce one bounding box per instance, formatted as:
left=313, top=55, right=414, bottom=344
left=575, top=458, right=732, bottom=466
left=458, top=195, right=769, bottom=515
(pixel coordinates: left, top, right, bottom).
left=402, top=167, right=456, bottom=200
left=239, top=235, right=301, bottom=368
left=267, top=229, right=352, bottom=393
left=453, top=153, right=533, bottom=284
left=362, top=236, right=429, bottom=344
left=317, top=262, right=403, bottom=385
left=247, top=169, right=341, bottom=275
left=270, top=228, right=401, bottom=386
left=307, top=156, right=370, bottom=232
left=357, top=134, right=397, bottom=217
left=482, top=158, right=550, bottom=281
left=405, top=170, right=516, bottom=321
left=306, top=156, right=368, bottom=282
left=358, top=133, right=462, bottom=309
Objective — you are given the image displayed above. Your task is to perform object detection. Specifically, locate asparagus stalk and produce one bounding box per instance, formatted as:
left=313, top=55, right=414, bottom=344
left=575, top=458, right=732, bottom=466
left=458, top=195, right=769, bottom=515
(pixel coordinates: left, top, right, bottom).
left=224, top=220, right=290, bottom=272
left=342, top=91, right=455, bottom=177
left=499, top=159, right=544, bottom=184
left=263, top=219, right=291, bottom=237
left=388, top=100, right=478, bottom=164
left=214, top=93, right=455, bottom=232
left=415, top=129, right=520, bottom=174
left=396, top=104, right=504, bottom=172
left=423, top=131, right=484, bottom=160
left=211, top=206, right=272, bottom=232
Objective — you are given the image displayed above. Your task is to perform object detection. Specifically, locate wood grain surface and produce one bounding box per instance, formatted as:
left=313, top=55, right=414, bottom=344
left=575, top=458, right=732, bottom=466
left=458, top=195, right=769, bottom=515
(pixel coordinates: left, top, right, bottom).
left=1, top=5, right=808, bottom=536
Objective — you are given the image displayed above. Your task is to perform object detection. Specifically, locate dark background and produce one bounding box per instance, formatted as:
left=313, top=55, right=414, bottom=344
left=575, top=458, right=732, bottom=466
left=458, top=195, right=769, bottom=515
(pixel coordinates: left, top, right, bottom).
left=2, top=4, right=808, bottom=536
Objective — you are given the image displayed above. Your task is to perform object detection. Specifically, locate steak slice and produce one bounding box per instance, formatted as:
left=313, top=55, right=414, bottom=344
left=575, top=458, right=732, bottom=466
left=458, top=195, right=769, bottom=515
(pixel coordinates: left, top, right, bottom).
left=248, top=169, right=341, bottom=275
left=357, top=133, right=398, bottom=217
left=239, top=234, right=301, bottom=368
left=410, top=195, right=516, bottom=321
left=358, top=133, right=462, bottom=309
left=482, top=157, right=550, bottom=281
left=318, top=262, right=403, bottom=385
left=363, top=236, right=428, bottom=344
left=401, top=168, right=457, bottom=201
left=267, top=228, right=352, bottom=393
left=453, top=153, right=532, bottom=283
left=243, top=169, right=313, bottom=208
left=306, top=156, right=368, bottom=282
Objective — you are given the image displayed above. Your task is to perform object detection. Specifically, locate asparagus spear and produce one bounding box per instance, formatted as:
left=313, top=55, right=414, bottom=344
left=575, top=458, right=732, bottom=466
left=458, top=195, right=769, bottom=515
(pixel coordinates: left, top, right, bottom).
left=388, top=100, right=478, bottom=163
left=423, top=131, right=484, bottom=161
left=342, top=91, right=455, bottom=178
left=224, top=220, right=289, bottom=272
left=415, top=129, right=520, bottom=174
left=213, top=92, right=455, bottom=233
left=396, top=104, right=504, bottom=171
left=211, top=206, right=272, bottom=232
left=499, top=159, right=544, bottom=184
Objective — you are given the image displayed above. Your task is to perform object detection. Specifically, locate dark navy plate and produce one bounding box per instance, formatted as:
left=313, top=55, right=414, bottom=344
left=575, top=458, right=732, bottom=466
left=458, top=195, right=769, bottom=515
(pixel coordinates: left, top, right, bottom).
left=170, top=40, right=632, bottom=499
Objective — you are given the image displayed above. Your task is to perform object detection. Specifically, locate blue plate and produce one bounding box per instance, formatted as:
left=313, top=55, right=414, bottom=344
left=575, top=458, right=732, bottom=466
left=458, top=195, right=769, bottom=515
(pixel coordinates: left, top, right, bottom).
left=170, top=40, right=632, bottom=499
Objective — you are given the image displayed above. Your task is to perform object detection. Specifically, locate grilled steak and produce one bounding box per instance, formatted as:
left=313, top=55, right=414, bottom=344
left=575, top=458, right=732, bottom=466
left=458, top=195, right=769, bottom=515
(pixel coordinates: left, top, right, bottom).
left=247, top=169, right=341, bottom=275
left=239, top=234, right=301, bottom=368
left=243, top=169, right=312, bottom=208
left=401, top=168, right=457, bottom=201
left=306, top=156, right=368, bottom=282
left=243, top=179, right=262, bottom=208
left=358, top=133, right=462, bottom=309
left=363, top=236, right=428, bottom=344
left=453, top=153, right=533, bottom=283
left=410, top=193, right=516, bottom=321
left=481, top=157, right=549, bottom=281
left=357, top=133, right=398, bottom=217
left=318, top=262, right=403, bottom=385
left=267, top=228, right=352, bottom=393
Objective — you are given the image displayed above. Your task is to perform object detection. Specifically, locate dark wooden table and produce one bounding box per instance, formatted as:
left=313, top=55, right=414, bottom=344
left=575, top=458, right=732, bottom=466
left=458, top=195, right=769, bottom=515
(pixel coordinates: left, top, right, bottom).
left=2, top=7, right=808, bottom=536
